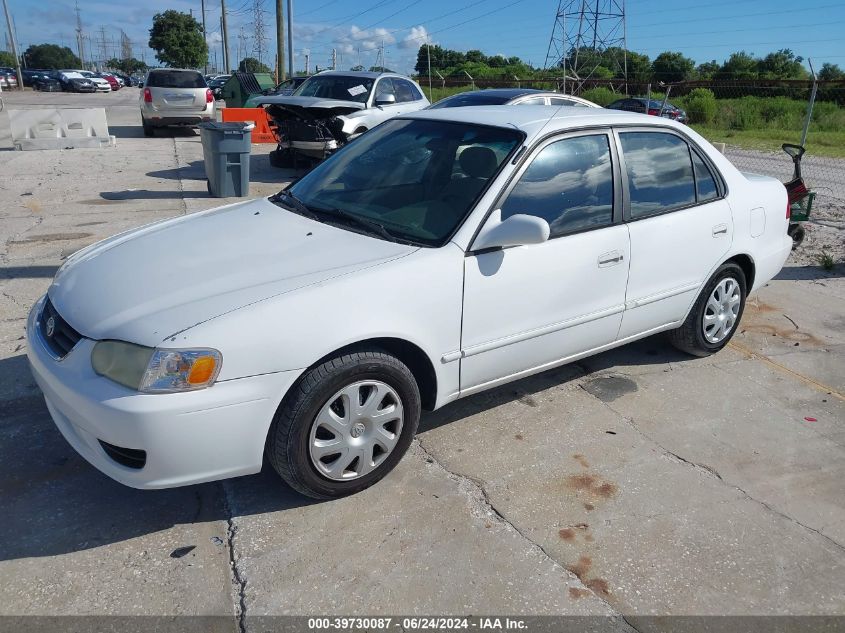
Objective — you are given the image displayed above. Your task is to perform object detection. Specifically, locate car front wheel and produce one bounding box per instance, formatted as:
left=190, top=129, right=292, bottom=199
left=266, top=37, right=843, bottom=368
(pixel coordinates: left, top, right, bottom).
left=267, top=350, right=421, bottom=499
left=668, top=262, right=747, bottom=357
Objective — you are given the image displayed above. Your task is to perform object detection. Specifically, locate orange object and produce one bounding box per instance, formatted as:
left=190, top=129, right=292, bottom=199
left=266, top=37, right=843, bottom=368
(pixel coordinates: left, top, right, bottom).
left=221, top=107, right=277, bottom=143
left=187, top=356, right=217, bottom=385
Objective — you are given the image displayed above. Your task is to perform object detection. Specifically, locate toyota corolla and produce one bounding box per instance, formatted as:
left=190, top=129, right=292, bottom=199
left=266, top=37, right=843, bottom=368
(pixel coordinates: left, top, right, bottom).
left=27, top=106, right=792, bottom=498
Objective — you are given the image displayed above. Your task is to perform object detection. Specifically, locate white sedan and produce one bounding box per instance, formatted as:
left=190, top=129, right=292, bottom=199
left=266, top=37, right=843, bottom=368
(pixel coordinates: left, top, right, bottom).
left=27, top=107, right=792, bottom=498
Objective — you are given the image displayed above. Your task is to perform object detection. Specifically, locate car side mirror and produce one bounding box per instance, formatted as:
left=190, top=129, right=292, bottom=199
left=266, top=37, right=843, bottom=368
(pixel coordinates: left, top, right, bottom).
left=472, top=209, right=550, bottom=251
left=376, top=94, right=396, bottom=106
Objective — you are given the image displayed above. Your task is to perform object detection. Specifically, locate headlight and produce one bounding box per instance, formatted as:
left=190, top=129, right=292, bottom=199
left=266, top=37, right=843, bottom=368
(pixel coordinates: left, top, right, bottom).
left=91, top=341, right=222, bottom=393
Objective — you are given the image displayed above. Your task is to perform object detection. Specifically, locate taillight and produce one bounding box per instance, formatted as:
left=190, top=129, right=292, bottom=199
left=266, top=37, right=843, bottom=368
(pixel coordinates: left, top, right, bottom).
left=143, top=87, right=152, bottom=103
left=206, top=88, right=213, bottom=103
left=647, top=108, right=659, bottom=116
left=786, top=200, right=791, bottom=219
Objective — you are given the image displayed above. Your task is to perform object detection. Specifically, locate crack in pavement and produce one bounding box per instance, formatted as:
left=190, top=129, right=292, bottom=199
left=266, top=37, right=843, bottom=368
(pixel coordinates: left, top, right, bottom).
left=579, top=383, right=845, bottom=556
left=221, top=481, right=247, bottom=633
left=171, top=137, right=190, bottom=217
left=413, top=439, right=640, bottom=631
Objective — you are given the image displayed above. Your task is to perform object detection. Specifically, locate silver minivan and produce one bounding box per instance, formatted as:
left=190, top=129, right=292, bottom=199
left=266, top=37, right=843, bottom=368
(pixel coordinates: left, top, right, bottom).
left=140, top=69, right=216, bottom=136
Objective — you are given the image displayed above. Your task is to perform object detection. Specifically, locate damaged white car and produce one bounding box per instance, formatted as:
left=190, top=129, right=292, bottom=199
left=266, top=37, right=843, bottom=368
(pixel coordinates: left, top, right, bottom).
left=256, top=70, right=430, bottom=163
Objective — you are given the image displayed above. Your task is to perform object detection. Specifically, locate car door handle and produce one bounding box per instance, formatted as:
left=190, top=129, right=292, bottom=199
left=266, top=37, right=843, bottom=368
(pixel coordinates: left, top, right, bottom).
left=598, top=251, right=624, bottom=267
left=712, top=224, right=728, bottom=236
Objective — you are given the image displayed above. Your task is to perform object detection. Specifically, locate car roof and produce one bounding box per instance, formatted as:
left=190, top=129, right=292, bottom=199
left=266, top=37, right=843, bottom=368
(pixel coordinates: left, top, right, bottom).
left=404, top=105, right=678, bottom=137
left=448, top=88, right=544, bottom=99
left=312, top=70, right=410, bottom=80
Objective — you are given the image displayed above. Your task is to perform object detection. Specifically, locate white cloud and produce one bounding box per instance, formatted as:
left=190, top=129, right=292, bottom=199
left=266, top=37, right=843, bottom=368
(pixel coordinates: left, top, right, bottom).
left=401, top=25, right=430, bottom=50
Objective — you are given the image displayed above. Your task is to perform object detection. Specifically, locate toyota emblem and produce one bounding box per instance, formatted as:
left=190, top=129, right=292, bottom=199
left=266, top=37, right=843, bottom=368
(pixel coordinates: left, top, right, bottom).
left=45, top=316, right=56, bottom=337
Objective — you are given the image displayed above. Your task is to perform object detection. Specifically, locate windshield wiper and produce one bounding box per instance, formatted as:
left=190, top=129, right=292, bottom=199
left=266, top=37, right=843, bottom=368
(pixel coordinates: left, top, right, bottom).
left=309, top=205, right=405, bottom=243
left=269, top=191, right=318, bottom=220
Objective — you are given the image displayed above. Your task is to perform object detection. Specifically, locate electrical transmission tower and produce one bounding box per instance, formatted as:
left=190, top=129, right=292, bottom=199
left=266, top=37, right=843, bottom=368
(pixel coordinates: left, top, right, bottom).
left=544, top=0, right=627, bottom=92
left=120, top=30, right=131, bottom=60
left=74, top=2, right=85, bottom=68
left=252, top=0, right=268, bottom=65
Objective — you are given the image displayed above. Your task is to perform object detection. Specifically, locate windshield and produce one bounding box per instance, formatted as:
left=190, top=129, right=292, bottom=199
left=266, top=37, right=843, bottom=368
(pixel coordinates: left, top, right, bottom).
left=284, top=119, right=523, bottom=246
left=294, top=75, right=374, bottom=103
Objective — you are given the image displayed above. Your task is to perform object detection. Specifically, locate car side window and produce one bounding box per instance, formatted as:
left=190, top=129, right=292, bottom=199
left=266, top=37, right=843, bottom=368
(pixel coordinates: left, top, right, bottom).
left=500, top=134, right=614, bottom=238
left=515, top=96, right=546, bottom=106
left=620, top=132, right=696, bottom=219
left=691, top=150, right=719, bottom=202
left=374, top=79, right=396, bottom=103
left=394, top=79, right=421, bottom=102
left=549, top=97, right=585, bottom=107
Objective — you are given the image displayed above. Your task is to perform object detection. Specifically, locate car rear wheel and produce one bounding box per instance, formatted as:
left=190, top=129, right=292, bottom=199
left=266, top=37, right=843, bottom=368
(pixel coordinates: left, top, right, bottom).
left=668, top=262, right=746, bottom=357
left=142, top=120, right=154, bottom=137
left=267, top=350, right=421, bottom=499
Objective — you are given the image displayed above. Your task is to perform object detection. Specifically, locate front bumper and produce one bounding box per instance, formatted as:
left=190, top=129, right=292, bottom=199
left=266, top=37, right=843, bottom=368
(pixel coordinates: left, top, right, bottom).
left=26, top=296, right=299, bottom=489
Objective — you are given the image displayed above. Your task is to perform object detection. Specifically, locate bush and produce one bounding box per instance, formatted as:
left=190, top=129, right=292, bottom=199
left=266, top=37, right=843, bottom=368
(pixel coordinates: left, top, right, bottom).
left=682, top=88, right=717, bottom=124
left=729, top=96, right=764, bottom=130
left=580, top=86, right=617, bottom=106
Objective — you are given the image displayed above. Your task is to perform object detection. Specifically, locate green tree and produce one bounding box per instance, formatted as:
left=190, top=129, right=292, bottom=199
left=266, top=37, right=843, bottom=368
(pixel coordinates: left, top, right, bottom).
left=818, top=62, right=844, bottom=81
left=107, top=57, right=147, bottom=75
left=238, top=57, right=271, bottom=73
left=0, top=50, right=15, bottom=67
left=368, top=66, right=393, bottom=72
left=148, top=10, right=207, bottom=68
left=696, top=60, right=720, bottom=80
left=23, top=44, right=80, bottom=69
left=349, top=64, right=364, bottom=71
left=717, top=51, right=758, bottom=79
left=758, top=49, right=806, bottom=79
left=651, top=51, right=694, bottom=83
left=623, top=50, right=652, bottom=83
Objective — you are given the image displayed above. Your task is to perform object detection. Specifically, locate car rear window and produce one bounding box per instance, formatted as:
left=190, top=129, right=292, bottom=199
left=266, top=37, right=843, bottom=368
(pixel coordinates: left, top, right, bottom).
left=147, top=71, right=206, bottom=88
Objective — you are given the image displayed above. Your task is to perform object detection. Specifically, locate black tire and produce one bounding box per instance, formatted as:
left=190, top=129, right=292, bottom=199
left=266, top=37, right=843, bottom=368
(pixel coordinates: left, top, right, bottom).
left=267, top=351, right=421, bottom=499
left=668, top=262, right=747, bottom=357
left=142, top=120, right=154, bottom=137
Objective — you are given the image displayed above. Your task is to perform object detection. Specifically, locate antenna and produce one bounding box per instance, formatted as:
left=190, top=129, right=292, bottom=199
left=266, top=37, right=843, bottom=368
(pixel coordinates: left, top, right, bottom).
left=544, top=0, right=626, bottom=92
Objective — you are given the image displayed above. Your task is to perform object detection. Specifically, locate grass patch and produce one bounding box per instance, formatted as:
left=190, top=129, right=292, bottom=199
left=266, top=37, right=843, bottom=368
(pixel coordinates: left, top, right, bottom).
left=690, top=125, right=845, bottom=159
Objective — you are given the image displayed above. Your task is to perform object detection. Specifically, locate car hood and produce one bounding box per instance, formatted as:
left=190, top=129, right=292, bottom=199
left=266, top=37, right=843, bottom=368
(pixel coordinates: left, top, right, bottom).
left=48, top=197, right=416, bottom=346
left=260, top=95, right=365, bottom=116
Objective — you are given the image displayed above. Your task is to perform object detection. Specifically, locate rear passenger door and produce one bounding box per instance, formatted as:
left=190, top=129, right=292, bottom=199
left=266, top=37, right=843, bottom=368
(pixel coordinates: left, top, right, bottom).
left=615, top=128, right=732, bottom=339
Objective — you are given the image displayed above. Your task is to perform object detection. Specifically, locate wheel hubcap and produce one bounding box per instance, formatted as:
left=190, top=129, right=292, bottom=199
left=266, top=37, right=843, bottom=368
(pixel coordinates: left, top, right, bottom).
left=702, top=277, right=742, bottom=344
left=308, top=380, right=404, bottom=481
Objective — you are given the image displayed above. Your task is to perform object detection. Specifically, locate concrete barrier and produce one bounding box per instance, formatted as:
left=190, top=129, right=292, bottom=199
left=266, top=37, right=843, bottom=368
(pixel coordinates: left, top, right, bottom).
left=9, top=108, right=113, bottom=150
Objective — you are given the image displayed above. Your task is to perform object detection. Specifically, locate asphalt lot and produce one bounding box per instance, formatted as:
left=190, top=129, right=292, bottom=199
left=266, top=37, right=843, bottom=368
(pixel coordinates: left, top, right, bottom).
left=0, top=90, right=843, bottom=628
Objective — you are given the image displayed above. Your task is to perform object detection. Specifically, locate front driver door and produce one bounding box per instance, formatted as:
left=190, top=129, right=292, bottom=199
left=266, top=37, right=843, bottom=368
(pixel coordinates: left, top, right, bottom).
left=460, top=131, right=631, bottom=394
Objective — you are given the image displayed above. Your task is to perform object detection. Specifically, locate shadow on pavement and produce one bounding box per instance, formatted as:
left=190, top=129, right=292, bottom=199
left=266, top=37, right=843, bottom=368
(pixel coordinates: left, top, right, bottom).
left=146, top=156, right=297, bottom=186
left=100, top=189, right=211, bottom=200
left=0, top=265, right=60, bottom=279
left=775, top=265, right=843, bottom=281
left=420, top=334, right=691, bottom=434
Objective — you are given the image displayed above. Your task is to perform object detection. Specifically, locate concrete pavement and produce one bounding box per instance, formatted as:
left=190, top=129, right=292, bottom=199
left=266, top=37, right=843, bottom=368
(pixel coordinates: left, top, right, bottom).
left=0, top=90, right=843, bottom=626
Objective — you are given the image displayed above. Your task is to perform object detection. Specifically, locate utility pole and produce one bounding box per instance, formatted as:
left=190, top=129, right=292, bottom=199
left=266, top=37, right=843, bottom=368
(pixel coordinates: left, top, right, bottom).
left=221, top=0, right=230, bottom=73
left=275, top=0, right=285, bottom=81
left=1, top=0, right=23, bottom=90
left=201, top=0, right=208, bottom=74
left=286, top=0, right=293, bottom=77
left=331, top=48, right=336, bottom=70
left=426, top=35, right=432, bottom=101
left=381, top=38, right=385, bottom=72
left=304, top=51, right=309, bottom=74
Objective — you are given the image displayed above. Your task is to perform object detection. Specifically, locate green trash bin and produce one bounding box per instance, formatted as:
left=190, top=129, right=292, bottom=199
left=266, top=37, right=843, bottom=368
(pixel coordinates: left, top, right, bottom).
left=199, top=121, right=255, bottom=198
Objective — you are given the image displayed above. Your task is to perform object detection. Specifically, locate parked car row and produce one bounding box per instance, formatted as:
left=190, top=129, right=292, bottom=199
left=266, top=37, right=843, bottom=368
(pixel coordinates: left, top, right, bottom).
left=0, top=68, right=139, bottom=92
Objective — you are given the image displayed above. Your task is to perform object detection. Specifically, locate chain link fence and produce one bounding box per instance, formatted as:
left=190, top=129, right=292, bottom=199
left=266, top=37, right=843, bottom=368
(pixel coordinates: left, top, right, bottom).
left=421, top=77, right=845, bottom=221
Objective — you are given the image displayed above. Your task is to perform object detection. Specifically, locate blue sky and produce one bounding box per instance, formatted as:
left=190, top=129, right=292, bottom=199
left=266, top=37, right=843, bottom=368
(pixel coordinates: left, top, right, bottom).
left=6, top=0, right=845, bottom=74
